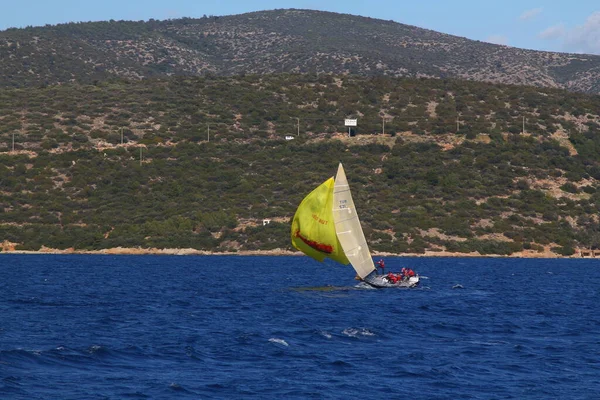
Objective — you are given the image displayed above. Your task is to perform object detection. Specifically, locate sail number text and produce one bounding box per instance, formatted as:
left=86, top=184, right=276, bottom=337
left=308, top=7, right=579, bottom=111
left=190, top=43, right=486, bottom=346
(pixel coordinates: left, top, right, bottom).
left=312, top=214, right=329, bottom=225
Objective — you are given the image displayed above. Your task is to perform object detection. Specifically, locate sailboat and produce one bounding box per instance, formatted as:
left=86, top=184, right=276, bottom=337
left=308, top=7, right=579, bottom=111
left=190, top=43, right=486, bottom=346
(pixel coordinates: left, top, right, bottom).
left=291, top=163, right=419, bottom=288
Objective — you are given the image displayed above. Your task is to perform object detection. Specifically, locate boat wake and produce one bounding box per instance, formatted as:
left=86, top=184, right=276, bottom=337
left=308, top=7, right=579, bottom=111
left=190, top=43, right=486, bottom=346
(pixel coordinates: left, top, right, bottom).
left=355, top=282, right=377, bottom=289
left=291, top=286, right=353, bottom=292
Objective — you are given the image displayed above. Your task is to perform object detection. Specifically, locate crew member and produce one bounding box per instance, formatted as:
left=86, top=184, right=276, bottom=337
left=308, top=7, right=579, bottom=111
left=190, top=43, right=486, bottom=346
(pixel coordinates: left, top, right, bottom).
left=386, top=272, right=394, bottom=283
left=376, top=259, right=385, bottom=275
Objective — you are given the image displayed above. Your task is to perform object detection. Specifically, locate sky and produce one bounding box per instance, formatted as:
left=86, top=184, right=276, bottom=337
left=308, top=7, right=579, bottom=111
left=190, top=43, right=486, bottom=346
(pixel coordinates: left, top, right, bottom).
left=1, top=1, right=600, bottom=54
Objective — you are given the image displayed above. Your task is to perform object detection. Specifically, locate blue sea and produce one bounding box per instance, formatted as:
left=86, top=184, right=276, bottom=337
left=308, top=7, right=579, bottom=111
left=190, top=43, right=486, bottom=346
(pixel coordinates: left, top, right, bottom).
left=1, top=255, right=599, bottom=399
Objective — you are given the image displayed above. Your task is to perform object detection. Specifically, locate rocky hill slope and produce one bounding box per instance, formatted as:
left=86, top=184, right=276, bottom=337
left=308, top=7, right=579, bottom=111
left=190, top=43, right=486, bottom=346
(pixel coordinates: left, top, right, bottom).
left=1, top=9, right=600, bottom=93
left=2, top=74, right=600, bottom=256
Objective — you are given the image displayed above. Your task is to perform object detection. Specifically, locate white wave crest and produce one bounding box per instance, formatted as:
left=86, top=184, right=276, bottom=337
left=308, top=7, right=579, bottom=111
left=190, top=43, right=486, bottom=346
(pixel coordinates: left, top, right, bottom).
left=268, top=338, right=289, bottom=347
left=342, top=328, right=375, bottom=337
left=320, top=331, right=332, bottom=339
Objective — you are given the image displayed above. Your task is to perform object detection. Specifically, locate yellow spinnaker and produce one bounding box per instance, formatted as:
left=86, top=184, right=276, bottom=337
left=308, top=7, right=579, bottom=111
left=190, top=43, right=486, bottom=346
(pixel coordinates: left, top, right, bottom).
left=291, top=177, right=350, bottom=265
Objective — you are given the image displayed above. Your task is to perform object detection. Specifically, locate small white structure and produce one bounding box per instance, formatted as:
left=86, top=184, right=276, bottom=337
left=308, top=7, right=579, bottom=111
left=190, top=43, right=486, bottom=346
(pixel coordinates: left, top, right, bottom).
left=262, top=219, right=271, bottom=226
left=344, top=119, right=358, bottom=137
left=285, top=135, right=295, bottom=141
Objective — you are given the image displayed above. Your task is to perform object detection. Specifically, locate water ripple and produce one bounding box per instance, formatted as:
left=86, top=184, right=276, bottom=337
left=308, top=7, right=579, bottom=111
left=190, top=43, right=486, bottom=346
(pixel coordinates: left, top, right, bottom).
left=1, top=255, right=599, bottom=398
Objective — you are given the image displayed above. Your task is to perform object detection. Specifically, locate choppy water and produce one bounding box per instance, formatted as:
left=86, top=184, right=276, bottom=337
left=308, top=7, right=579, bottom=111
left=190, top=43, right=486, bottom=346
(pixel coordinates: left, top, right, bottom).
left=1, top=255, right=599, bottom=399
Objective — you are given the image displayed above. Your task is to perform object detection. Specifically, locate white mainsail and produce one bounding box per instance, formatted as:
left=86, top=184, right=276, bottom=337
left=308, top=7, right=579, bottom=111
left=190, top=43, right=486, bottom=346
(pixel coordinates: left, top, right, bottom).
left=332, top=163, right=376, bottom=279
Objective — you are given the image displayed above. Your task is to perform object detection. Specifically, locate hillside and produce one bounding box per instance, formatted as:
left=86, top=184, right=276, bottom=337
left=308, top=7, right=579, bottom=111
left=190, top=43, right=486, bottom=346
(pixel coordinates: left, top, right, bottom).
left=2, top=74, right=600, bottom=256
left=1, top=9, right=600, bottom=93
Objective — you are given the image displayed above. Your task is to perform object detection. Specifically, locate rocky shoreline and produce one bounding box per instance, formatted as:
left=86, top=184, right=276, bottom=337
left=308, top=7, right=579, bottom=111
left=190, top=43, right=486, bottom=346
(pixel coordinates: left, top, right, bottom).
left=0, top=245, right=580, bottom=258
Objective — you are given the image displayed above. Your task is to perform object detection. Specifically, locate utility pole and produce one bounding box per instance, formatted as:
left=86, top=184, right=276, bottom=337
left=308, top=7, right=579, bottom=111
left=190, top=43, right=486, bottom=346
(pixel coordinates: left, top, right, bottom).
left=289, top=117, right=300, bottom=136
left=522, top=116, right=525, bottom=134
left=207, top=123, right=210, bottom=142
left=382, top=117, right=385, bottom=135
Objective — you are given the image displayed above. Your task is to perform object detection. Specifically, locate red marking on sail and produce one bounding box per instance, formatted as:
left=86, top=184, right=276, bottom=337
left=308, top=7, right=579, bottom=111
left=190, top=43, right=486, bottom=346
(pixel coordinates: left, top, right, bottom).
left=295, top=230, right=334, bottom=254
